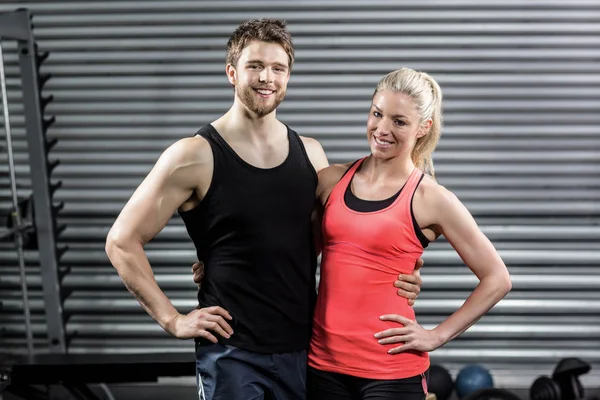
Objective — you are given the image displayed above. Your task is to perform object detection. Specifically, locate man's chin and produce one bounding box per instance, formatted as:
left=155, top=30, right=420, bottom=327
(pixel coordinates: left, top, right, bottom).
left=247, top=101, right=282, bottom=118
left=236, top=89, right=285, bottom=118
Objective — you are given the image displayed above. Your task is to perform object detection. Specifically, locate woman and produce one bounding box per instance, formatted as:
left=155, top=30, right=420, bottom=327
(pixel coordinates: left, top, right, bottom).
left=306, top=67, right=512, bottom=399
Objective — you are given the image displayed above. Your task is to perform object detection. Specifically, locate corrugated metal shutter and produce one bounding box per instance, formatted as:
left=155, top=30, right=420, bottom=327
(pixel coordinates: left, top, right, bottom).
left=1, top=0, right=599, bottom=388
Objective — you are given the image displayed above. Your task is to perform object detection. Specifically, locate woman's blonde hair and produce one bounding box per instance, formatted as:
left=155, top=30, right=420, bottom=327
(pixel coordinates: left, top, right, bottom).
left=373, top=67, right=443, bottom=178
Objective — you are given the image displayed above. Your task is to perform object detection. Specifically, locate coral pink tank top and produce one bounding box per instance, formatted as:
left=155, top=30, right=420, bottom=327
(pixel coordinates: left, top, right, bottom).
left=308, top=157, right=429, bottom=379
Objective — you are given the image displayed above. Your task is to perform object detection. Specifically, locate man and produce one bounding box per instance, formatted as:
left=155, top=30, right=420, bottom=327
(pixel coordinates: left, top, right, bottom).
left=105, top=18, right=422, bottom=400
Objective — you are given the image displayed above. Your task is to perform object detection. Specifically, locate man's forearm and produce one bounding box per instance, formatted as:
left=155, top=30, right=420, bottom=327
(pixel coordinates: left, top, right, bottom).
left=106, top=240, right=180, bottom=334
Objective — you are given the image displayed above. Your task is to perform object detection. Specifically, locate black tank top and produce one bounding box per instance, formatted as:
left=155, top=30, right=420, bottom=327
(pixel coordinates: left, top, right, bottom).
left=179, top=124, right=318, bottom=353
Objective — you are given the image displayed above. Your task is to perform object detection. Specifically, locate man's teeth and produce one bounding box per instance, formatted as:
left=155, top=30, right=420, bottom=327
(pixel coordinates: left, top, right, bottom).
left=375, top=137, right=392, bottom=145
left=256, top=89, right=274, bottom=95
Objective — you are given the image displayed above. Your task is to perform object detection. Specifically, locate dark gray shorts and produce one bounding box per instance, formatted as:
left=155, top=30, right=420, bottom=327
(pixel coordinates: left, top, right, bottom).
left=195, top=342, right=307, bottom=400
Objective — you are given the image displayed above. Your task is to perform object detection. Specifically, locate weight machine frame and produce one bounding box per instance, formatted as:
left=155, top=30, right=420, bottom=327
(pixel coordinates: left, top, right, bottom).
left=0, top=10, right=198, bottom=400
left=0, top=8, right=66, bottom=356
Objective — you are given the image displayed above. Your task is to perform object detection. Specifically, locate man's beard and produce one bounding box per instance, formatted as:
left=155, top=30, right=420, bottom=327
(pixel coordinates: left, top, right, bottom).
left=236, top=83, right=286, bottom=118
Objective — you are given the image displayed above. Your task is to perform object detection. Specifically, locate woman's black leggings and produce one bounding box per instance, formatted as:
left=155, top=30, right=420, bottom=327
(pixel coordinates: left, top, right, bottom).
left=307, top=366, right=429, bottom=400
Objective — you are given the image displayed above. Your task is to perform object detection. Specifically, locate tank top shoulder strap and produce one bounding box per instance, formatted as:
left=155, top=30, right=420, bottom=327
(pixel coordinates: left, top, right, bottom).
left=194, top=124, right=215, bottom=140
left=396, top=167, right=425, bottom=224
left=194, top=124, right=227, bottom=150
left=286, top=125, right=304, bottom=153
left=402, top=167, right=425, bottom=198
left=192, top=124, right=232, bottom=172
left=327, top=157, right=367, bottom=206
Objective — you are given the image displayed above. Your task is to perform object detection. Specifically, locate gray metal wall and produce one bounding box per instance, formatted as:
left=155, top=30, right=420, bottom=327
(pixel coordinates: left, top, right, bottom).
left=1, top=0, right=599, bottom=388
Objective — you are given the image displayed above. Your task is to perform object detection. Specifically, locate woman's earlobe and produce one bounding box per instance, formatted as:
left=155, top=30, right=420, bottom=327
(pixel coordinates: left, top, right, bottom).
left=416, top=127, right=429, bottom=139
left=417, top=120, right=433, bottom=138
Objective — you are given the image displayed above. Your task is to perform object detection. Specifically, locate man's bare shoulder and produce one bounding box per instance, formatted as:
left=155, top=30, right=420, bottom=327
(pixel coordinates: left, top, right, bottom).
left=299, top=135, right=329, bottom=173
left=156, top=136, right=213, bottom=179
left=299, top=135, right=321, bottom=148
left=149, top=135, right=215, bottom=207
left=149, top=135, right=214, bottom=193
left=163, top=135, right=212, bottom=165
left=316, top=162, right=353, bottom=197
left=319, top=162, right=353, bottom=179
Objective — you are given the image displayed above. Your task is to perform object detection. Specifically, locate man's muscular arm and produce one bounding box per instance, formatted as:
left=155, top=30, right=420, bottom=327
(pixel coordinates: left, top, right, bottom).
left=106, top=137, right=233, bottom=342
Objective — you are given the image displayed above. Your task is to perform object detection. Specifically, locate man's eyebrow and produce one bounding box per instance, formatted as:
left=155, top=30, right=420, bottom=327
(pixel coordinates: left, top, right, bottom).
left=246, top=60, right=289, bottom=69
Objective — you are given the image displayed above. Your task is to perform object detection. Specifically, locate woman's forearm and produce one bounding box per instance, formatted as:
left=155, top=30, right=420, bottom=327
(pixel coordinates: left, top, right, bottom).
left=105, top=238, right=180, bottom=334
left=433, top=273, right=512, bottom=345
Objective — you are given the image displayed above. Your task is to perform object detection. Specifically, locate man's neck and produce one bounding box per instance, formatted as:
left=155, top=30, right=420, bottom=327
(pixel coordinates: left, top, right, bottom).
left=215, top=102, right=281, bottom=143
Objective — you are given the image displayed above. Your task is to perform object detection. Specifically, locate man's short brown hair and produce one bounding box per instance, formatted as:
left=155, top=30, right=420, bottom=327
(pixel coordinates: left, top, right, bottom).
left=226, top=19, right=295, bottom=70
